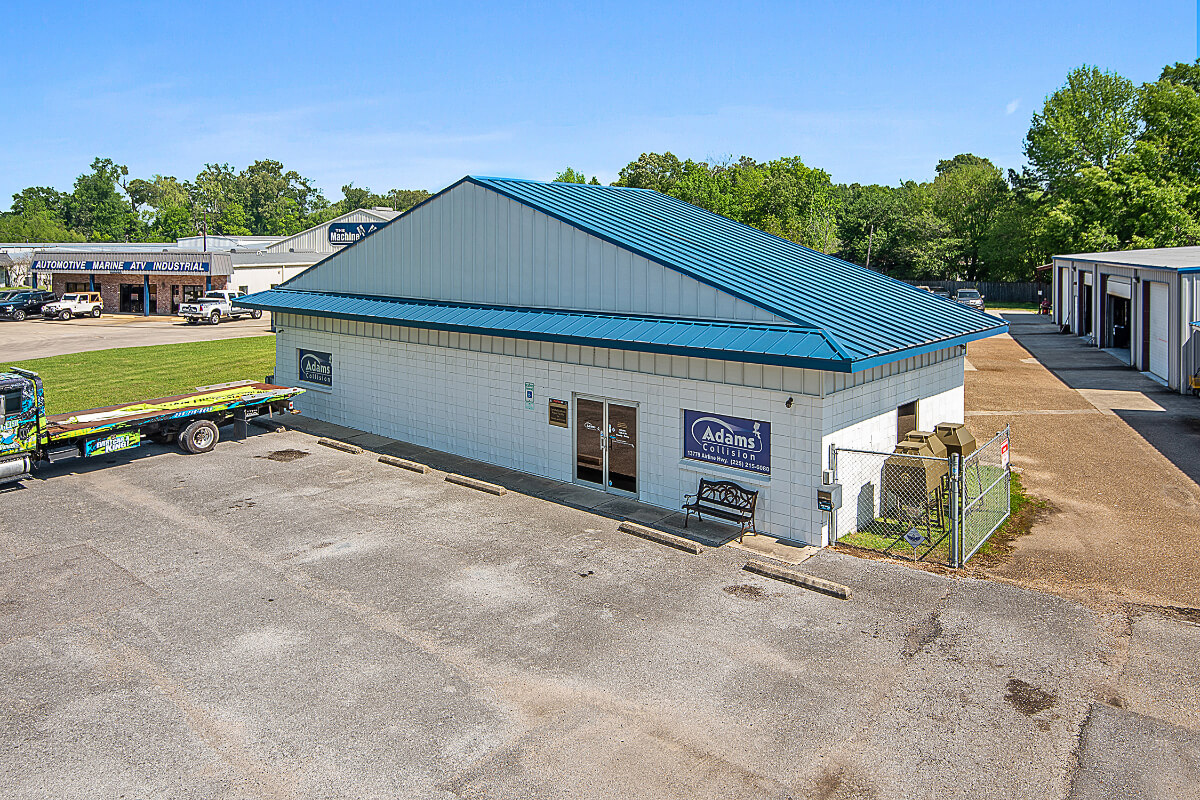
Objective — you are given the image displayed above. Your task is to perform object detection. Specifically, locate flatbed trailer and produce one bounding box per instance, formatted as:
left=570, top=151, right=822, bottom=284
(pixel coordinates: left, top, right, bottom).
left=0, top=369, right=303, bottom=483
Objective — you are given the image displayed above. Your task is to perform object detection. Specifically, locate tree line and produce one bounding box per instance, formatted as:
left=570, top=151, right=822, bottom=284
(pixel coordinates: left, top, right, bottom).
left=6, top=59, right=1200, bottom=281
left=556, top=59, right=1200, bottom=281
left=0, top=159, right=431, bottom=244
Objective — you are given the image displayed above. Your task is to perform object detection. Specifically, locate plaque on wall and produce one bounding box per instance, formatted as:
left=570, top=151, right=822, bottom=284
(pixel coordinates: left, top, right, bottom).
left=548, top=398, right=568, bottom=427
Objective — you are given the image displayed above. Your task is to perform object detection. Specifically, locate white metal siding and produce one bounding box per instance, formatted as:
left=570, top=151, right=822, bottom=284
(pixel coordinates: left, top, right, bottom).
left=286, top=181, right=786, bottom=323
left=265, top=210, right=394, bottom=255
left=274, top=314, right=964, bottom=546
left=1150, top=281, right=1169, bottom=380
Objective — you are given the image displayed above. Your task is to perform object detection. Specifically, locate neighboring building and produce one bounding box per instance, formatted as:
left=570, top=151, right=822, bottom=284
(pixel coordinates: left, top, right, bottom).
left=11, top=207, right=401, bottom=310
left=232, top=208, right=400, bottom=295
left=238, top=177, right=1005, bottom=546
left=1052, top=247, right=1200, bottom=392
left=28, top=251, right=232, bottom=315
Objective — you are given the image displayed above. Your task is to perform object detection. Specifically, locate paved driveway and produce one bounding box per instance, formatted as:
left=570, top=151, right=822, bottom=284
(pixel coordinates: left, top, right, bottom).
left=965, top=312, right=1200, bottom=610
left=0, top=313, right=274, bottom=361
left=1, top=426, right=1196, bottom=798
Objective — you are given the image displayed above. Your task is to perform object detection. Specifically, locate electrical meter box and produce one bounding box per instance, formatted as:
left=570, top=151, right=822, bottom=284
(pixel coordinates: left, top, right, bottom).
left=817, top=481, right=842, bottom=512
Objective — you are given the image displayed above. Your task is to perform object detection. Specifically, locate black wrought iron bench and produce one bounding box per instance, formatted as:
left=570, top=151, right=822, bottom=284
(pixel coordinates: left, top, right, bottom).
left=682, top=479, right=759, bottom=541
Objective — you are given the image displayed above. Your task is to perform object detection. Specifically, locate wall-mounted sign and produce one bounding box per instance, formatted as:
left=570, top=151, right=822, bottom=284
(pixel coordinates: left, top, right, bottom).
left=683, top=410, right=770, bottom=475
left=328, top=221, right=384, bottom=246
left=298, top=349, right=333, bottom=387
left=524, top=382, right=535, bottom=410
left=29, top=259, right=210, bottom=274
left=548, top=398, right=568, bottom=427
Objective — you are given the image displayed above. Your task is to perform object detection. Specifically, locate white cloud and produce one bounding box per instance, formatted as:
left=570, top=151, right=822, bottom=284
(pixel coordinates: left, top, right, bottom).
left=1005, top=99, right=1020, bottom=116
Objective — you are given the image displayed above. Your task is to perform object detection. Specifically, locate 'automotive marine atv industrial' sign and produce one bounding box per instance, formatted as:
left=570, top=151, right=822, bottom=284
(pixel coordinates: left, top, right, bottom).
left=298, top=349, right=333, bottom=387
left=682, top=410, right=770, bottom=475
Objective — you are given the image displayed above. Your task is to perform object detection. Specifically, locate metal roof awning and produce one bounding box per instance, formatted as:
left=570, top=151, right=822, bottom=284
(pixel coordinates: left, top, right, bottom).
left=236, top=288, right=863, bottom=370
left=237, top=288, right=989, bottom=373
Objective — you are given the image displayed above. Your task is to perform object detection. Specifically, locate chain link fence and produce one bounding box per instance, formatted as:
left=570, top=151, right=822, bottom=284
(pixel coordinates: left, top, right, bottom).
left=830, top=447, right=953, bottom=563
left=831, top=426, right=1011, bottom=567
left=957, top=427, right=1012, bottom=564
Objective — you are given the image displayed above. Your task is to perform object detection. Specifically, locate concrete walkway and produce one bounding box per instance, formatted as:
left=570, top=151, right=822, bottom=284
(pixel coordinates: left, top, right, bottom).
left=965, top=311, right=1200, bottom=609
left=272, top=414, right=819, bottom=566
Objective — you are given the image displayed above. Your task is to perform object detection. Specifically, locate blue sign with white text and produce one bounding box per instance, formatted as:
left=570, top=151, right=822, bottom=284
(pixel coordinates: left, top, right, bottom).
left=29, top=259, right=210, bottom=274
left=328, top=221, right=384, bottom=246
left=298, top=349, right=333, bottom=387
left=683, top=410, right=770, bottom=475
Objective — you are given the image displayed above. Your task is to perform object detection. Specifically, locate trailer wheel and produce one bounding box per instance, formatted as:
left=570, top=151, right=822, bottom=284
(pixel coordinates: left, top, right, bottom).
left=180, top=420, right=219, bottom=454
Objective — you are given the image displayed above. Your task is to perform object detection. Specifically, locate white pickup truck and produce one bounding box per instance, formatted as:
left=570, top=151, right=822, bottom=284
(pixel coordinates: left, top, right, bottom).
left=180, top=290, right=263, bottom=325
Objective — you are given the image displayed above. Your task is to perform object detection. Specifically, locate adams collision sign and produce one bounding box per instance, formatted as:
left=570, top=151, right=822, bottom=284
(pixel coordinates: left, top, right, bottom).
left=683, top=410, right=770, bottom=475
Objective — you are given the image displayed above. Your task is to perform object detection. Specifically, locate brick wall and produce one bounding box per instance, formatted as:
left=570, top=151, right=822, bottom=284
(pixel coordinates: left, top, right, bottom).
left=49, top=273, right=225, bottom=314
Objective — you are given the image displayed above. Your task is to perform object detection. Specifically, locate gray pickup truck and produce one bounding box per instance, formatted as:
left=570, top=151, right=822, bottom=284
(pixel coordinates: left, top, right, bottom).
left=180, top=290, right=263, bottom=325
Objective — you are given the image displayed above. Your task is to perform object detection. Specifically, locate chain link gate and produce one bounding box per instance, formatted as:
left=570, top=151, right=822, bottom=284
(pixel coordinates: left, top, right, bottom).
left=829, top=425, right=1011, bottom=567
left=954, top=427, right=1012, bottom=565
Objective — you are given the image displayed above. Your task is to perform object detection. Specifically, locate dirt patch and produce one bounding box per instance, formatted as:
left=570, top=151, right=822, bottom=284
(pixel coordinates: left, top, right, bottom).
left=1133, top=604, right=1200, bottom=626
left=257, top=449, right=310, bottom=463
left=902, top=611, right=943, bottom=658
left=1005, top=678, right=1056, bottom=716
left=723, top=584, right=766, bottom=601
left=813, top=766, right=877, bottom=800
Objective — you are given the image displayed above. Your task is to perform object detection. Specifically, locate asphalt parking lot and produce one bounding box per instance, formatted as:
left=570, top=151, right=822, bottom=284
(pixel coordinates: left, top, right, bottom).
left=3, top=426, right=1197, bottom=799
left=0, top=313, right=274, bottom=362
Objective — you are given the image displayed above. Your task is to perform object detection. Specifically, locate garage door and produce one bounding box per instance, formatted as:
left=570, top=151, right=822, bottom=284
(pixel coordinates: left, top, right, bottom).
left=1149, top=282, right=1169, bottom=381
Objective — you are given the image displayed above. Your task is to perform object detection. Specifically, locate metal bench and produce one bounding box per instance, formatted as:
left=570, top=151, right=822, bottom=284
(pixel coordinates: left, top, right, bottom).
left=682, top=479, right=759, bottom=541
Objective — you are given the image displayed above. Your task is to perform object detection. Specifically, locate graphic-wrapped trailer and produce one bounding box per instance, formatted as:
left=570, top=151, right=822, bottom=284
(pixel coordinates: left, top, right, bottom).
left=0, top=370, right=303, bottom=483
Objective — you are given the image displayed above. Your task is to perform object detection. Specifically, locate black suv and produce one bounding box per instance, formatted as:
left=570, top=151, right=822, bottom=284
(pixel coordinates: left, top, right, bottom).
left=0, top=290, right=57, bottom=321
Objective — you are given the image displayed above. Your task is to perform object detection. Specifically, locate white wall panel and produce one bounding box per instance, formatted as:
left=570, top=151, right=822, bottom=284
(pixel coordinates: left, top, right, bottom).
left=287, top=181, right=786, bottom=323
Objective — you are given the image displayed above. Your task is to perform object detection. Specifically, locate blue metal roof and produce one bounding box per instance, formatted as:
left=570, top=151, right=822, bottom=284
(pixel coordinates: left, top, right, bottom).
left=237, top=289, right=860, bottom=369
left=465, top=176, right=1006, bottom=361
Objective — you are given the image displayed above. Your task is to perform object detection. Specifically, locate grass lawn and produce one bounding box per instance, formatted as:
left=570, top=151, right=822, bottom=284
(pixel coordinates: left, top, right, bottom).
left=5, top=336, right=277, bottom=415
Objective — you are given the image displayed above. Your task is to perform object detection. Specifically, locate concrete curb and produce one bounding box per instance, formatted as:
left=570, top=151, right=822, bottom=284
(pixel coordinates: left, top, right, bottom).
left=250, top=418, right=287, bottom=432
left=618, top=521, right=704, bottom=554
left=378, top=455, right=429, bottom=474
left=743, top=560, right=852, bottom=600
left=318, top=438, right=364, bottom=455
left=444, top=473, right=506, bottom=495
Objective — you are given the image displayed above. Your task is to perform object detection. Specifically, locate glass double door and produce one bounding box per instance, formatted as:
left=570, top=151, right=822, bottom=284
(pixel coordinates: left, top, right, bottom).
left=575, top=397, right=638, bottom=496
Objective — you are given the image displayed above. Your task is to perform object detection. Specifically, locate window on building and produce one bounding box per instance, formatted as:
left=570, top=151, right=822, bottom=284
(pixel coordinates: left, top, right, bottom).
left=65, top=282, right=89, bottom=293
left=238, top=285, right=249, bottom=295
left=897, top=400, right=917, bottom=442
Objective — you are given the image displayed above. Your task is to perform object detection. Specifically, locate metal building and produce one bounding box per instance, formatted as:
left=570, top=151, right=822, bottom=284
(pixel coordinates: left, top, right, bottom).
left=1052, top=247, right=1200, bottom=392
left=238, top=177, right=1006, bottom=546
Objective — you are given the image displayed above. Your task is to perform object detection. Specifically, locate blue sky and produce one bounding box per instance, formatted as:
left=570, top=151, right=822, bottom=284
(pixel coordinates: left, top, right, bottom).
left=1, top=0, right=1196, bottom=205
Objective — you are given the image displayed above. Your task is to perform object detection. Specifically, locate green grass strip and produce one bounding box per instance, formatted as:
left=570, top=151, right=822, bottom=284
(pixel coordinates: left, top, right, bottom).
left=6, top=336, right=277, bottom=415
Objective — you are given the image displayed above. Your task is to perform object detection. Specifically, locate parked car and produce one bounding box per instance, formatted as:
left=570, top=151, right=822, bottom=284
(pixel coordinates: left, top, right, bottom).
left=954, top=288, right=985, bottom=311
left=42, top=292, right=104, bottom=320
left=0, top=290, right=57, bottom=321
left=932, top=287, right=951, bottom=299
left=180, top=290, right=262, bottom=325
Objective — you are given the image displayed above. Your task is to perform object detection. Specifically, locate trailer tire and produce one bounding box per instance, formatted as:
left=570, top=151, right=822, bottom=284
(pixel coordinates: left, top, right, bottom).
left=180, top=420, right=219, bottom=454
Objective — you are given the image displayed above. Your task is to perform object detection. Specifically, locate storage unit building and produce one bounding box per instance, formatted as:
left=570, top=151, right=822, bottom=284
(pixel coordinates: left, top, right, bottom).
left=1052, top=247, right=1200, bottom=391
left=238, top=177, right=1006, bottom=546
